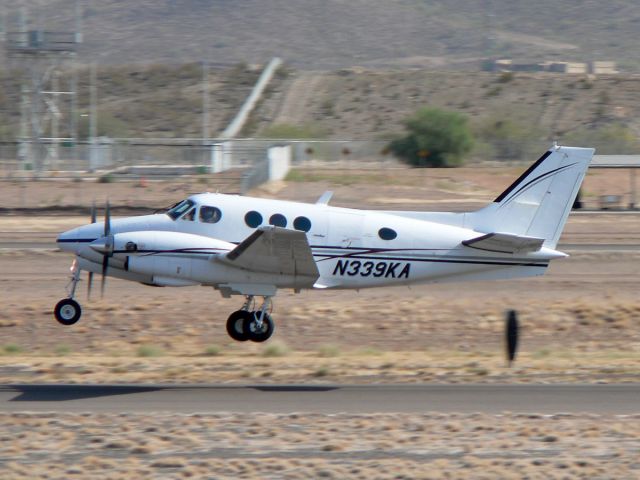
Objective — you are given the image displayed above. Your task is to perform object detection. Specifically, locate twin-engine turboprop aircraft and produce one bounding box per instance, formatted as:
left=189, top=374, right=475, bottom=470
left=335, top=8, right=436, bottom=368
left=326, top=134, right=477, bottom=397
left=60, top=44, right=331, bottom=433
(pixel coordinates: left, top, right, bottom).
left=55, top=145, right=594, bottom=342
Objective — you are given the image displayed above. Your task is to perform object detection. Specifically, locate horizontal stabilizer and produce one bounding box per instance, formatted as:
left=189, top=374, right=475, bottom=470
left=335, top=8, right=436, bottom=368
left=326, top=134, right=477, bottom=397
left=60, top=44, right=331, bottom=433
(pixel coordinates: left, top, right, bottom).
left=462, top=232, right=544, bottom=254
left=223, top=226, right=319, bottom=282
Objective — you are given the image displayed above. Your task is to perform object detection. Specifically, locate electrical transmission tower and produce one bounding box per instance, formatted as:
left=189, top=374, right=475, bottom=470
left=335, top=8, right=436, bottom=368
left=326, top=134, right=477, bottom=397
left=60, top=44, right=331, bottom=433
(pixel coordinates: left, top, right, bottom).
left=4, top=2, right=82, bottom=173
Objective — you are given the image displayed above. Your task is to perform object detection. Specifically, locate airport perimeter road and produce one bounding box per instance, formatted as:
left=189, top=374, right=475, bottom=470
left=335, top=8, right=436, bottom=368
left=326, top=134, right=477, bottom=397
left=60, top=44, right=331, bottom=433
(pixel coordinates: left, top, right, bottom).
left=1, top=384, right=639, bottom=414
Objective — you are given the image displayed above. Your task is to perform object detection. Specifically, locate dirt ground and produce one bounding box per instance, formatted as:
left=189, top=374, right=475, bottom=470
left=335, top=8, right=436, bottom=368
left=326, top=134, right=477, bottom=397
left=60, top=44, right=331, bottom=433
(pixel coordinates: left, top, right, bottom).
left=2, top=412, right=639, bottom=479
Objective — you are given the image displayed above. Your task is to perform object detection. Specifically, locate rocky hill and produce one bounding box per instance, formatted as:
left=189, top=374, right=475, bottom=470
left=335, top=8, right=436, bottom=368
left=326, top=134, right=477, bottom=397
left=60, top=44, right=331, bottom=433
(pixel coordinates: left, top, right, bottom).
left=252, top=69, right=640, bottom=156
left=1, top=62, right=640, bottom=158
left=5, top=0, right=640, bottom=70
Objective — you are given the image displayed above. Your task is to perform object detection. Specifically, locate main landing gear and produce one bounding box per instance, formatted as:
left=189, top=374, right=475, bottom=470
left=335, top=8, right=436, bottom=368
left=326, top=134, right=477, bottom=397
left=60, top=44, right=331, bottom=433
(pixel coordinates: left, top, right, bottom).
left=54, top=262, right=83, bottom=326
left=226, top=296, right=274, bottom=343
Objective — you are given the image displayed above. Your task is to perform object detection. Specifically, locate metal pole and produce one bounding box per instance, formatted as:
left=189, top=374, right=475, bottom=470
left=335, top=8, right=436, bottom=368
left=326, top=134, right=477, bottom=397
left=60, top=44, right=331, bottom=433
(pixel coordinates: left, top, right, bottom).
left=202, top=61, right=210, bottom=167
left=30, top=67, right=41, bottom=174
left=630, top=168, right=636, bottom=210
left=19, top=84, right=30, bottom=170
left=75, top=0, right=83, bottom=44
left=89, top=61, right=97, bottom=171
left=0, top=3, right=6, bottom=42
left=71, top=57, right=78, bottom=171
left=50, top=72, right=59, bottom=170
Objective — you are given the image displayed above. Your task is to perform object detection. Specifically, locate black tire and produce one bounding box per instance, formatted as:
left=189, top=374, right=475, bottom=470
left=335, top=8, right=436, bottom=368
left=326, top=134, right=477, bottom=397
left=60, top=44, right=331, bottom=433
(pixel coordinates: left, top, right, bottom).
left=54, top=298, right=82, bottom=326
left=226, top=310, right=251, bottom=342
left=243, top=312, right=275, bottom=343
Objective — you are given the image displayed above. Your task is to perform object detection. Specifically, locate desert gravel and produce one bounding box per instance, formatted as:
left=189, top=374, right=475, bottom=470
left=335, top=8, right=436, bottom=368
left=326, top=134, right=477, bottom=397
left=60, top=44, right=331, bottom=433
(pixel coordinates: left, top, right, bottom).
left=1, top=412, right=639, bottom=479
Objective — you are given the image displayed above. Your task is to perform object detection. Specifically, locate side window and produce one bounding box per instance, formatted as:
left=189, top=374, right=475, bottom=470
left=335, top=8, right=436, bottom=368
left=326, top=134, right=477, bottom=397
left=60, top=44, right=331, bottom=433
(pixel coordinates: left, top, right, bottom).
left=293, top=216, right=312, bottom=232
left=269, top=213, right=287, bottom=228
left=378, top=227, right=397, bottom=240
left=182, top=208, right=196, bottom=221
left=200, top=206, right=222, bottom=224
left=245, top=211, right=263, bottom=228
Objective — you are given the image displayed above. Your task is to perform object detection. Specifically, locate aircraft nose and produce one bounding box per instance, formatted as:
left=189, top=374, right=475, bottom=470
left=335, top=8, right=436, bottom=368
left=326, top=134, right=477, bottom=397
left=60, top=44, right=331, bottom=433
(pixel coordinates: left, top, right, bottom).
left=56, top=228, right=80, bottom=252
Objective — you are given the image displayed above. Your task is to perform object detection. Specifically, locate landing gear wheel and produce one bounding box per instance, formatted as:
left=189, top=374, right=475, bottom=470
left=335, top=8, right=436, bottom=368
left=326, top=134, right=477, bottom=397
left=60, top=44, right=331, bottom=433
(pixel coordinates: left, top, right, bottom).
left=54, top=298, right=82, bottom=326
left=226, top=310, right=251, bottom=342
left=243, top=312, right=275, bottom=343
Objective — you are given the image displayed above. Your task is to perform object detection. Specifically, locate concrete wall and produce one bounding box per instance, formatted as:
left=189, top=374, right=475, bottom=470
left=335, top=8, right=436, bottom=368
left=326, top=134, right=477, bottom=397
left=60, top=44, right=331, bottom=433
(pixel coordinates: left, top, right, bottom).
left=268, top=145, right=291, bottom=181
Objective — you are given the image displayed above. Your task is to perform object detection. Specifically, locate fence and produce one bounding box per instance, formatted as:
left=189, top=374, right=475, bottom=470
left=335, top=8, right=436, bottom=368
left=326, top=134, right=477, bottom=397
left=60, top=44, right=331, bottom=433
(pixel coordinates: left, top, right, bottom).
left=0, top=138, right=587, bottom=178
left=0, top=139, right=396, bottom=177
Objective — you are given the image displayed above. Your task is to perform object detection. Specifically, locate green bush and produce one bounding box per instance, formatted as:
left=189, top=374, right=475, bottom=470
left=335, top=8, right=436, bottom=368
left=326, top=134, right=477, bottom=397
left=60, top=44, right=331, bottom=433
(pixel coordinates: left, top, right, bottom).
left=317, top=344, right=341, bottom=358
left=204, top=344, right=222, bottom=356
left=497, top=72, right=515, bottom=83
left=136, top=344, right=164, bottom=357
left=3, top=343, right=23, bottom=355
left=262, top=341, right=290, bottom=357
left=98, top=174, right=115, bottom=184
left=388, top=107, right=473, bottom=167
left=563, top=123, right=640, bottom=154
left=474, top=116, right=543, bottom=160
left=54, top=344, right=71, bottom=356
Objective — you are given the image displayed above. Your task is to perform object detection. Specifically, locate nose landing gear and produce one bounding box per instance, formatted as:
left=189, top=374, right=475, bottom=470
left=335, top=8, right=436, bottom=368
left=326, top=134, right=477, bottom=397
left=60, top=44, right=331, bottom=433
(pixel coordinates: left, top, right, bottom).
left=54, top=261, right=83, bottom=326
left=225, top=296, right=275, bottom=343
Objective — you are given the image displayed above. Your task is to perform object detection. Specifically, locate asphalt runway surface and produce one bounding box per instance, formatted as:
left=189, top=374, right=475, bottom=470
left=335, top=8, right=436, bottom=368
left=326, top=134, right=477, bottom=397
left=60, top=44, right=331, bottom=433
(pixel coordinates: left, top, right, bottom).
left=1, top=384, right=639, bottom=414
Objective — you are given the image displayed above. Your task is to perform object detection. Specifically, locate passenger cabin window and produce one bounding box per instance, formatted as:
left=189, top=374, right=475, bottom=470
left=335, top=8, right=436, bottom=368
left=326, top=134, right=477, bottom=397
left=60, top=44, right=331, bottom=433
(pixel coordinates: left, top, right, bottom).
left=378, top=227, right=397, bottom=240
left=167, top=199, right=195, bottom=220
left=269, top=213, right=287, bottom=228
left=245, top=211, right=263, bottom=228
left=293, top=216, right=312, bottom=232
left=200, top=206, right=222, bottom=224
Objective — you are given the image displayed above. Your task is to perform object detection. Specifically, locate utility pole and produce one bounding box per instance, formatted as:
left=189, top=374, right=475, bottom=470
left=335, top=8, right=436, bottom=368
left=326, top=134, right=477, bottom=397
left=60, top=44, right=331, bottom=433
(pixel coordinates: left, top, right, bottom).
left=89, top=61, right=97, bottom=171
left=202, top=61, right=210, bottom=143
left=7, top=1, right=80, bottom=173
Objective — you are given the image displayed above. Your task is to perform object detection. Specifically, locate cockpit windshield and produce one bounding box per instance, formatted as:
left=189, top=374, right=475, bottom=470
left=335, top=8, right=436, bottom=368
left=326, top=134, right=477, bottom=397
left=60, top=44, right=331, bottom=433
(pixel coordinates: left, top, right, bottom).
left=167, top=199, right=195, bottom=220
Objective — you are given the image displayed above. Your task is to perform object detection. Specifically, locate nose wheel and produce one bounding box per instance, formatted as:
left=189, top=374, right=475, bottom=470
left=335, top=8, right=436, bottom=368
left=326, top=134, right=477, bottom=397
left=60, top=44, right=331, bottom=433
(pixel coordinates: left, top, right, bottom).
left=54, top=260, right=83, bottom=326
left=54, top=298, right=82, bottom=326
left=226, top=296, right=275, bottom=342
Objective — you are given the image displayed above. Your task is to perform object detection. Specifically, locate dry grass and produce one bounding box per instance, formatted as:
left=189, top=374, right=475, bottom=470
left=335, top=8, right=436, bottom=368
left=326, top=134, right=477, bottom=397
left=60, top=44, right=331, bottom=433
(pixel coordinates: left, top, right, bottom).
left=1, top=412, right=639, bottom=479
left=2, top=346, right=640, bottom=384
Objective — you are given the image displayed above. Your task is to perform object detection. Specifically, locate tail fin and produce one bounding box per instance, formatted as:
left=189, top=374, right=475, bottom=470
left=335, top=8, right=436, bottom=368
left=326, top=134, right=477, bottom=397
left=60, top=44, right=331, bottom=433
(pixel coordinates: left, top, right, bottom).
left=469, top=145, right=594, bottom=248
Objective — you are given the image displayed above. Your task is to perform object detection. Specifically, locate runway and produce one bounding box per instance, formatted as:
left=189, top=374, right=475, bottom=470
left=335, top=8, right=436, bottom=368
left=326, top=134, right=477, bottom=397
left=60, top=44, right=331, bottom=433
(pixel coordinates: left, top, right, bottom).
left=1, top=384, right=639, bottom=414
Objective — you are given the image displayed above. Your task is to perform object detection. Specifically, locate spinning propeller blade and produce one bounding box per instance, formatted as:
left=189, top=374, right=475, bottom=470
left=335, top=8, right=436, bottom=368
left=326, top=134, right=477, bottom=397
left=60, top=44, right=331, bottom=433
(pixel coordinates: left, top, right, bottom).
left=104, top=200, right=111, bottom=236
left=87, top=204, right=97, bottom=300
left=101, top=200, right=111, bottom=298
left=506, top=309, right=519, bottom=367
left=87, top=271, right=93, bottom=299
left=101, top=254, right=108, bottom=297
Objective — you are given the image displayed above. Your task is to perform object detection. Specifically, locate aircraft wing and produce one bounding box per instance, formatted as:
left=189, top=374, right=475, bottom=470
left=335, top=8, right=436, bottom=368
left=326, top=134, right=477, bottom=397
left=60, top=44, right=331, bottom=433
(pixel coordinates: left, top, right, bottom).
left=222, top=226, right=319, bottom=281
left=462, top=232, right=544, bottom=254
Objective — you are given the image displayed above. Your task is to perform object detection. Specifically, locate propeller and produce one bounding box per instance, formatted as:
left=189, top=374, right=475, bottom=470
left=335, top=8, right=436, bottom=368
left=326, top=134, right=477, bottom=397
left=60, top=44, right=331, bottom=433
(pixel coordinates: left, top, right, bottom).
left=88, top=200, right=113, bottom=298
left=101, top=200, right=112, bottom=297
left=505, top=309, right=519, bottom=367
left=87, top=202, right=97, bottom=299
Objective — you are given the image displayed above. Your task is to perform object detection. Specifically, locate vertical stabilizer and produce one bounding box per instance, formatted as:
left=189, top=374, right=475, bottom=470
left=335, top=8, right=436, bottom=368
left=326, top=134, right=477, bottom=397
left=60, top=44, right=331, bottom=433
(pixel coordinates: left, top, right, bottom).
left=469, top=145, right=594, bottom=248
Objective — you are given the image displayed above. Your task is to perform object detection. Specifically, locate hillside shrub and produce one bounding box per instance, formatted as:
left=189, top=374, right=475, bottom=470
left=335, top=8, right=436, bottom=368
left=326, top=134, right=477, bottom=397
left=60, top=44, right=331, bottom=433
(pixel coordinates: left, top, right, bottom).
left=388, top=107, right=473, bottom=167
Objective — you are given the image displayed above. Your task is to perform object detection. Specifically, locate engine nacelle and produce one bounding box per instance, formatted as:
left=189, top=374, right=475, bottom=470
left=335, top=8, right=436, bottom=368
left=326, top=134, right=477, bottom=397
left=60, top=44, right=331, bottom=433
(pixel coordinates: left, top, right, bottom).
left=114, top=230, right=234, bottom=282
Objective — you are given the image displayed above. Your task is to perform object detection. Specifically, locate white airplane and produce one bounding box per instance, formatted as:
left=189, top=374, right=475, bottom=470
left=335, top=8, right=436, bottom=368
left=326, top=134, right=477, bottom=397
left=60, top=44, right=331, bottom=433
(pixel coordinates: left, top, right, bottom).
left=55, top=145, right=594, bottom=342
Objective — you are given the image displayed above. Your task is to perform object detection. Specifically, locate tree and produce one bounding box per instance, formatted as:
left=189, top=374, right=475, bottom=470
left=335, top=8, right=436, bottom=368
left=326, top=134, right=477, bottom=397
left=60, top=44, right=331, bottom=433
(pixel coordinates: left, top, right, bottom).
left=389, top=107, right=473, bottom=167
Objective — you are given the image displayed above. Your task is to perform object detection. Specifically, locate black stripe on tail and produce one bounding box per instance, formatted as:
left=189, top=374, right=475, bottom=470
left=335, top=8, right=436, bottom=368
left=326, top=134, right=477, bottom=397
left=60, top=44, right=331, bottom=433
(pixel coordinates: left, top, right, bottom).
left=494, top=150, right=552, bottom=203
